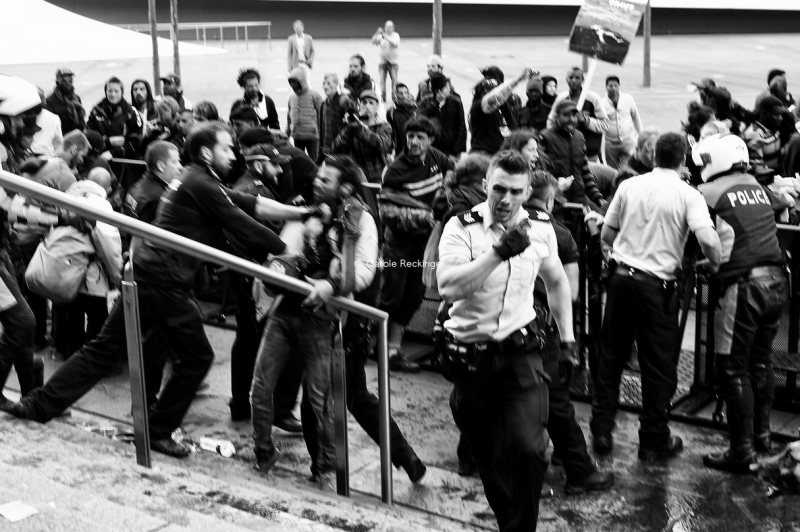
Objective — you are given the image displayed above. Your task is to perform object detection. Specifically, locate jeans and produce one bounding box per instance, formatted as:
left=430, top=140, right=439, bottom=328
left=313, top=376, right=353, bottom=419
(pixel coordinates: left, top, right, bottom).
left=251, top=304, right=336, bottom=472
left=26, top=282, right=214, bottom=440
left=292, top=138, right=319, bottom=162
left=378, top=62, right=399, bottom=102
left=591, top=274, right=680, bottom=448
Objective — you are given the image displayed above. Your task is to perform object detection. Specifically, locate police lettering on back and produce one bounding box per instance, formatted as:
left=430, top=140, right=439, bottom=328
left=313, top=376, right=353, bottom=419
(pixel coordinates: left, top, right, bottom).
left=726, top=187, right=771, bottom=207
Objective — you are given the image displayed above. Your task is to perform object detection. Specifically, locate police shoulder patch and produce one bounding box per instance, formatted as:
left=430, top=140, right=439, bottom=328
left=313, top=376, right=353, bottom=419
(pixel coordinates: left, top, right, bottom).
left=526, top=207, right=552, bottom=223
left=456, top=210, right=483, bottom=226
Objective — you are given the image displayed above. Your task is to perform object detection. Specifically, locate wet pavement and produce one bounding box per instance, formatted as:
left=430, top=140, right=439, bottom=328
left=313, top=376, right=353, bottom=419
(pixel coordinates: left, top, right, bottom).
left=2, top=321, right=798, bottom=532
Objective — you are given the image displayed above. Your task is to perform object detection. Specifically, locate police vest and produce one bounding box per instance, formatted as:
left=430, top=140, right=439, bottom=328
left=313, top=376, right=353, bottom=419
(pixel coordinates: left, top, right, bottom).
left=698, top=172, right=783, bottom=279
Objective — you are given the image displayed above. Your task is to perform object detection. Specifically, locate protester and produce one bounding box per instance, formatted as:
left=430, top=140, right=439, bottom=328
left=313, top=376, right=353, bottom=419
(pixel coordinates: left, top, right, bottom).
left=45, top=67, right=85, bottom=135
left=131, top=79, right=157, bottom=132
left=29, top=96, right=63, bottom=157
left=372, top=21, right=401, bottom=102
left=417, top=54, right=444, bottom=103
left=193, top=101, right=220, bottom=123
left=287, top=67, right=324, bottom=160
left=546, top=67, right=609, bottom=163
left=379, top=116, right=453, bottom=372
left=541, top=75, right=558, bottom=107
left=159, top=73, right=192, bottom=111
left=86, top=77, right=143, bottom=159
left=318, top=73, right=349, bottom=162
left=287, top=20, right=315, bottom=73
left=612, top=128, right=659, bottom=194
left=343, top=55, right=377, bottom=100
left=232, top=68, right=281, bottom=131
left=331, top=89, right=393, bottom=184
left=139, top=97, right=182, bottom=156
left=386, top=83, right=419, bottom=155
left=603, top=76, right=643, bottom=170
left=516, top=76, right=550, bottom=132
left=469, top=67, right=531, bottom=155
left=743, top=96, right=785, bottom=181
left=419, top=73, right=467, bottom=160
left=755, top=68, right=795, bottom=110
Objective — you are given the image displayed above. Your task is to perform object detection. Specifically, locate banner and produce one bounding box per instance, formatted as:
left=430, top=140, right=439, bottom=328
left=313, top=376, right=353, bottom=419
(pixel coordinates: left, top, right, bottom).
left=568, top=0, right=647, bottom=65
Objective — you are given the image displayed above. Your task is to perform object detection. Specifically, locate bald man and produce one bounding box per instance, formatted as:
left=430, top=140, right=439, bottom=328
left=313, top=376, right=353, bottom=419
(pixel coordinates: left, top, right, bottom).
left=87, top=167, right=113, bottom=197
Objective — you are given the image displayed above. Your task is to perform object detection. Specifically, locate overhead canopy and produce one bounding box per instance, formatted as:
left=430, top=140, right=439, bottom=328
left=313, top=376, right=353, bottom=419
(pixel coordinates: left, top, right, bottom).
left=0, top=0, right=225, bottom=66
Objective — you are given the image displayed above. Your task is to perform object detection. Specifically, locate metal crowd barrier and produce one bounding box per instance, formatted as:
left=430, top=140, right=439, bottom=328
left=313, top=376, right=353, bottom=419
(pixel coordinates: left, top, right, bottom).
left=119, top=21, right=273, bottom=51
left=0, top=169, right=394, bottom=505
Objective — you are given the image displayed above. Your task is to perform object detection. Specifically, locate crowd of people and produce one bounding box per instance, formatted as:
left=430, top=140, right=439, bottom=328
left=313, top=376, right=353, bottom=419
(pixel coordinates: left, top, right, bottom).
left=0, top=18, right=798, bottom=532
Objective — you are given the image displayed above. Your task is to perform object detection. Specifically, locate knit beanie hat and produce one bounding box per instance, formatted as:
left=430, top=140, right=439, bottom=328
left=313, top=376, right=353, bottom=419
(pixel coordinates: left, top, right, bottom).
left=526, top=77, right=544, bottom=93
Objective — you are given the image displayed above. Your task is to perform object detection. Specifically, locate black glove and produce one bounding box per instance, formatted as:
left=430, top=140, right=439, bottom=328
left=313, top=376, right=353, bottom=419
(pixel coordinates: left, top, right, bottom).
left=558, top=341, right=579, bottom=383
left=493, top=220, right=531, bottom=260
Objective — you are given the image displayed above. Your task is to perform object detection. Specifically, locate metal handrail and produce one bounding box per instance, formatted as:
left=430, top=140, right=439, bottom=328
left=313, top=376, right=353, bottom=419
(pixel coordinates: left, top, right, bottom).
left=0, top=169, right=393, bottom=504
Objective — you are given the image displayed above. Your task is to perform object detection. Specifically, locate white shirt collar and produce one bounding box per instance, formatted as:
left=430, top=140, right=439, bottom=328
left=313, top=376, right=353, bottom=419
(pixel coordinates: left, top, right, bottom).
left=478, top=202, right=529, bottom=233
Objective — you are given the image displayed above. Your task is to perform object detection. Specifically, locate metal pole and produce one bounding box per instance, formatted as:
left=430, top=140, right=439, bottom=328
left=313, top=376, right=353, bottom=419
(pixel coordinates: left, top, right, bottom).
left=220, top=25, right=224, bottom=47
left=582, top=54, right=589, bottom=73
left=170, top=0, right=180, bottom=78
left=122, top=253, right=151, bottom=468
left=333, top=312, right=350, bottom=496
left=235, top=26, right=239, bottom=53
left=432, top=0, right=443, bottom=55
left=245, top=25, right=249, bottom=51
left=376, top=317, right=392, bottom=505
left=644, top=0, right=651, bottom=88
left=148, top=0, right=161, bottom=96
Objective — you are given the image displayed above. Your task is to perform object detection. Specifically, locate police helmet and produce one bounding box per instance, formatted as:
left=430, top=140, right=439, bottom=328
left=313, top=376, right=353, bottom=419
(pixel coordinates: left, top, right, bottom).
left=0, top=75, right=41, bottom=117
left=691, top=133, right=749, bottom=183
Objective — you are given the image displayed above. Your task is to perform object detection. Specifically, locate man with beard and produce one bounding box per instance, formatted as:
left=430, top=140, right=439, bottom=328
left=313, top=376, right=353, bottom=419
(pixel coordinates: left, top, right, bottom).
left=10, top=122, right=310, bottom=458
left=318, top=73, right=349, bottom=162
left=419, top=73, right=467, bottom=160
left=517, top=76, right=550, bottom=132
left=386, top=83, right=419, bottom=156
left=343, top=55, right=377, bottom=101
left=417, top=54, right=444, bottom=103
left=546, top=67, right=609, bottom=163
left=604, top=76, right=643, bottom=170
left=87, top=77, right=143, bottom=159
left=131, top=79, right=157, bottom=133
left=45, top=68, right=85, bottom=135
left=159, top=73, right=192, bottom=112
left=378, top=117, right=454, bottom=372
left=231, top=68, right=280, bottom=132
left=331, top=90, right=393, bottom=184
left=469, top=67, right=530, bottom=156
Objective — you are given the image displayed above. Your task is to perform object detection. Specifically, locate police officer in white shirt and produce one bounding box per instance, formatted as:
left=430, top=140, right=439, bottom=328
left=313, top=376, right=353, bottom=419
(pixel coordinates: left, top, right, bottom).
left=590, top=132, right=722, bottom=461
left=438, top=150, right=575, bottom=532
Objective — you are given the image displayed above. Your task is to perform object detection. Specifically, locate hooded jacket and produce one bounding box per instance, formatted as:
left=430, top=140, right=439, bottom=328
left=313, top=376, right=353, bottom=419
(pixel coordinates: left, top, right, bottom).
left=131, top=79, right=156, bottom=126
left=287, top=67, right=324, bottom=141
left=87, top=97, right=143, bottom=158
left=420, top=94, right=467, bottom=157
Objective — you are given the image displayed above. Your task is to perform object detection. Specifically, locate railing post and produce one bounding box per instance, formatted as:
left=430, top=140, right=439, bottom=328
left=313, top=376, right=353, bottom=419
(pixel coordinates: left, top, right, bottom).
left=333, top=312, right=349, bottom=496
left=122, top=251, right=151, bottom=468
left=245, top=25, right=249, bottom=51
left=376, top=317, right=392, bottom=505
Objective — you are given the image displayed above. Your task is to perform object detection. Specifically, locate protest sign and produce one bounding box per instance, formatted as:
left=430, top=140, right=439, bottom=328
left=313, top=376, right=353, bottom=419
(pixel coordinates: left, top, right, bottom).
left=568, top=0, right=647, bottom=65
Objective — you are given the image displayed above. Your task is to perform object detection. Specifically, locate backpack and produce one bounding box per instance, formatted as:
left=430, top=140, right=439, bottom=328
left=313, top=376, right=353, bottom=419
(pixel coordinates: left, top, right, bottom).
left=25, top=225, right=94, bottom=304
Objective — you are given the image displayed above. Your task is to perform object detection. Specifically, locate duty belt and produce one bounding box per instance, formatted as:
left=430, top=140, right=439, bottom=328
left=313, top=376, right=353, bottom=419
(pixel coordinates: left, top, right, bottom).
left=615, top=263, right=676, bottom=290
left=444, top=321, right=544, bottom=358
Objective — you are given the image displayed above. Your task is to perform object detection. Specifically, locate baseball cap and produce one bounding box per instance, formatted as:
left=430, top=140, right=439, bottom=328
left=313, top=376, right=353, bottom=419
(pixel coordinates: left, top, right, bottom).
left=768, top=68, right=786, bottom=86
left=480, top=66, right=505, bottom=83
left=244, top=143, right=291, bottom=164
left=555, top=99, right=578, bottom=114
left=359, top=89, right=379, bottom=103
left=160, top=72, right=181, bottom=85
left=55, top=67, right=74, bottom=78
left=691, top=78, right=716, bottom=90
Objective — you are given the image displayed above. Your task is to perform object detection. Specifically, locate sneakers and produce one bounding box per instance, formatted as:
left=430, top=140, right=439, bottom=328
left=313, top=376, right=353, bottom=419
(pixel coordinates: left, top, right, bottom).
left=638, top=436, right=684, bottom=462
left=317, top=470, right=336, bottom=492
left=389, top=350, right=421, bottom=374
left=702, top=449, right=756, bottom=474
left=254, top=448, right=281, bottom=475
left=9, top=399, right=38, bottom=421
left=564, top=470, right=615, bottom=495
left=274, top=414, right=303, bottom=434
left=592, top=434, right=614, bottom=455
left=402, top=454, right=427, bottom=483
left=150, top=437, right=191, bottom=458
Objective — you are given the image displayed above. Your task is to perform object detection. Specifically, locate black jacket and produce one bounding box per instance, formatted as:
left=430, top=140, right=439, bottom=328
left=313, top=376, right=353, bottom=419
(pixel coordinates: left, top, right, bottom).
left=420, top=95, right=467, bottom=157
left=122, top=171, right=169, bottom=250
left=344, top=73, right=375, bottom=100
left=468, top=96, right=517, bottom=155
left=539, top=126, right=604, bottom=209
left=87, top=98, right=143, bottom=158
left=386, top=102, right=419, bottom=155
left=517, top=101, right=551, bottom=132
left=45, top=87, right=85, bottom=134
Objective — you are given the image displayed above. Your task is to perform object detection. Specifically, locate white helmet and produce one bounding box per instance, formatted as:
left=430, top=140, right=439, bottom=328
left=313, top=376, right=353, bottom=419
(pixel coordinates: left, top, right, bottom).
left=691, top=133, right=749, bottom=182
left=0, top=74, right=41, bottom=117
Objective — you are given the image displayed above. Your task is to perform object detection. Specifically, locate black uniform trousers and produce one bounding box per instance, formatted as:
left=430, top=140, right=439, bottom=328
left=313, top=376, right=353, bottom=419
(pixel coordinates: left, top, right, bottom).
left=0, top=250, right=37, bottom=396
left=52, top=295, right=109, bottom=358
left=451, top=342, right=549, bottom=532
left=25, top=282, right=214, bottom=440
left=590, top=274, right=679, bottom=448
left=302, top=315, right=416, bottom=471
left=229, top=274, right=302, bottom=419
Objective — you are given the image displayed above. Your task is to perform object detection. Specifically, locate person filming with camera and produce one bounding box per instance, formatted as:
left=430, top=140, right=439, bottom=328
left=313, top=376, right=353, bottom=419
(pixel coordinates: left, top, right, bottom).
left=331, top=90, right=393, bottom=184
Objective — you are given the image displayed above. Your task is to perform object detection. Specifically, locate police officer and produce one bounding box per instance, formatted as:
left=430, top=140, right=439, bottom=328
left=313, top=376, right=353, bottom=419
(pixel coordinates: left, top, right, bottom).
left=438, top=150, right=575, bottom=531
left=227, top=143, right=303, bottom=432
left=590, top=132, right=722, bottom=460
left=692, top=134, right=788, bottom=473
left=525, top=170, right=614, bottom=494
left=11, top=122, right=310, bottom=458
